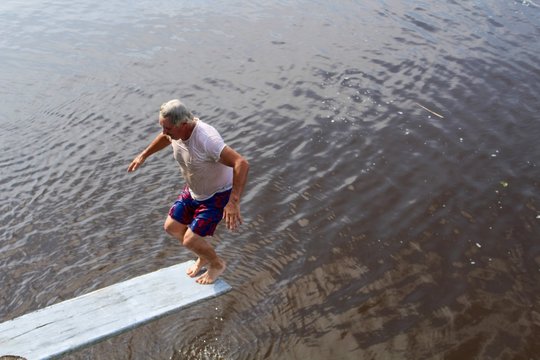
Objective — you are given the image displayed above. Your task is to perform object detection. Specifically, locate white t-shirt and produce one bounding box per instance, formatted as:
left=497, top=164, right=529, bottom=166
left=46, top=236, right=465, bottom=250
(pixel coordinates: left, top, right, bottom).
left=171, top=119, right=233, bottom=200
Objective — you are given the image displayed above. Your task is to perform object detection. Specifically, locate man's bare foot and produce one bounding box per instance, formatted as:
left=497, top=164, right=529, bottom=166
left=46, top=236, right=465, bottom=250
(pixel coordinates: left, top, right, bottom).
left=187, top=258, right=208, bottom=278
left=196, top=259, right=226, bottom=284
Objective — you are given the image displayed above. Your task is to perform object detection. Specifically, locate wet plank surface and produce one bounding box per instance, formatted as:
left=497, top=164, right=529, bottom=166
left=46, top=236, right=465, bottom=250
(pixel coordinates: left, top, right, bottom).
left=0, top=261, right=231, bottom=359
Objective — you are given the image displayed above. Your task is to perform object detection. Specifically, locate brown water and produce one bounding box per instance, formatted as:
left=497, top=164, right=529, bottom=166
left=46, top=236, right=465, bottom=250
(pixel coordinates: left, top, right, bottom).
left=1, top=1, right=540, bottom=359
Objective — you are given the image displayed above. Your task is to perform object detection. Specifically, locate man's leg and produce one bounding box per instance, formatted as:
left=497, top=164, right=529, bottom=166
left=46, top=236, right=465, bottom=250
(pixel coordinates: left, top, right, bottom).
left=182, top=228, right=226, bottom=284
left=164, top=215, right=225, bottom=284
left=164, top=216, right=203, bottom=276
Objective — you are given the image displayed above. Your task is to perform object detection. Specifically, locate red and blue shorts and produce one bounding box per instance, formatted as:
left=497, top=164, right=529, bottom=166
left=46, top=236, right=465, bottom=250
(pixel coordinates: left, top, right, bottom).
left=168, top=187, right=231, bottom=237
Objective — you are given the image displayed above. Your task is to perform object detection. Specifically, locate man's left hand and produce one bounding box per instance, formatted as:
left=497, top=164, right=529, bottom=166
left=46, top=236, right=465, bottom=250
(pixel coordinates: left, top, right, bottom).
left=223, top=202, right=242, bottom=231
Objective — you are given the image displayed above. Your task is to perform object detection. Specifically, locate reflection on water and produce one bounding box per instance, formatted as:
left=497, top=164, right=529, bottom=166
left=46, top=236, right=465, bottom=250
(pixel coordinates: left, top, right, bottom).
left=1, top=0, right=539, bottom=359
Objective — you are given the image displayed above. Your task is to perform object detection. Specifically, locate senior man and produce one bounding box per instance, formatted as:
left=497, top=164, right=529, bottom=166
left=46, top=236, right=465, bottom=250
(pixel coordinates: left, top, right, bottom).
left=128, top=99, right=249, bottom=284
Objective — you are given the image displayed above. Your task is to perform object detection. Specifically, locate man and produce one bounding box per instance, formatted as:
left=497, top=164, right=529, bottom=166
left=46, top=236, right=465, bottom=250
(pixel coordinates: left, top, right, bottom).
left=127, top=99, right=249, bottom=284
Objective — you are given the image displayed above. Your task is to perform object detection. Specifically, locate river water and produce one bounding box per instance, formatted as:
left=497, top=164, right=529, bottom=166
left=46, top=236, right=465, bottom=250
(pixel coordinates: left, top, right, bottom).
left=1, top=1, right=539, bottom=359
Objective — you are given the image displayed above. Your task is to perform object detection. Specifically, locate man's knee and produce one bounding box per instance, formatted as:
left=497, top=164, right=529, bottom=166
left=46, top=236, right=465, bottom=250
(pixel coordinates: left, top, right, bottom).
left=164, top=216, right=187, bottom=238
left=182, top=229, right=202, bottom=249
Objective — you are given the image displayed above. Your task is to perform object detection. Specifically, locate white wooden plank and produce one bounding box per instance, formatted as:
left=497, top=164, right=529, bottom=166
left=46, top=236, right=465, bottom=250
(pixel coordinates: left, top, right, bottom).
left=0, top=261, right=232, bottom=359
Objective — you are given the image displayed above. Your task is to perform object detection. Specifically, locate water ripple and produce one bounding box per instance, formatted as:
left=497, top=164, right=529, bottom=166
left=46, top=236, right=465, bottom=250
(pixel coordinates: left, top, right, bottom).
left=1, top=1, right=539, bottom=359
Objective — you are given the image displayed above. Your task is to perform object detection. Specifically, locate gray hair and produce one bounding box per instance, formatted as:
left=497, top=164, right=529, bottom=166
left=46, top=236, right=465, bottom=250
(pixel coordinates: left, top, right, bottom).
left=159, top=99, right=194, bottom=125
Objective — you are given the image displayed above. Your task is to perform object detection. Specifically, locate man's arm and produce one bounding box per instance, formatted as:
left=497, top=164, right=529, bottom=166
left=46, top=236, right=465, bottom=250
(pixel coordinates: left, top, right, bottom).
left=219, top=146, right=249, bottom=230
left=127, top=133, right=171, bottom=172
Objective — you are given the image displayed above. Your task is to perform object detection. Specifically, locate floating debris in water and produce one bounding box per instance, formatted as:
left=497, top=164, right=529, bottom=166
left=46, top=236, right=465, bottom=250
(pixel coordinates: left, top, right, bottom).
left=522, top=0, right=539, bottom=7
left=500, top=180, right=509, bottom=188
left=415, top=102, right=444, bottom=118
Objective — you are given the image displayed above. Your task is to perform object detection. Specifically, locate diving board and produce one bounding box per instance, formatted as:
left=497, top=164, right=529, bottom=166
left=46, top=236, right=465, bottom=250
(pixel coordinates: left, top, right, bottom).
left=0, top=261, right=232, bottom=359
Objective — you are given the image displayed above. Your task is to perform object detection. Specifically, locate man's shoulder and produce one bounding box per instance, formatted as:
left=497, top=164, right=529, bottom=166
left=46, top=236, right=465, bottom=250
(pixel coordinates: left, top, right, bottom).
left=196, top=120, right=222, bottom=138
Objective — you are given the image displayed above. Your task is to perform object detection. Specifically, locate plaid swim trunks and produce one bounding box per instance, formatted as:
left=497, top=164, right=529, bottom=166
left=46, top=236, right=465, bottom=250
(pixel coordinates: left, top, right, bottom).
left=168, top=187, right=231, bottom=237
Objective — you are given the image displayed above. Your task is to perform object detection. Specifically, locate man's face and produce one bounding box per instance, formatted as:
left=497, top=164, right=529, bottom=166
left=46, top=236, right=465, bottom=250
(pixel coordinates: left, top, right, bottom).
left=159, top=115, right=183, bottom=140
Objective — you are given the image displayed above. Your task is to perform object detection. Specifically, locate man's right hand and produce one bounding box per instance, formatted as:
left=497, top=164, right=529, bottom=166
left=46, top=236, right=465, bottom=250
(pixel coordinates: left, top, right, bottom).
left=127, top=153, right=146, bottom=172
